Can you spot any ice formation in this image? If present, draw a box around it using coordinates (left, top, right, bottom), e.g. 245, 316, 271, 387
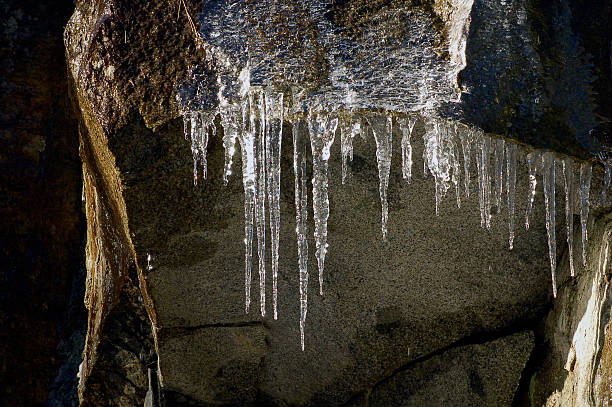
397, 117, 416, 184
370, 116, 393, 240
265, 91, 284, 320
293, 118, 310, 350
309, 114, 338, 296
580, 162, 592, 267
541, 152, 557, 297
506, 143, 517, 250
525, 151, 540, 230
562, 158, 575, 276
181, 103, 602, 346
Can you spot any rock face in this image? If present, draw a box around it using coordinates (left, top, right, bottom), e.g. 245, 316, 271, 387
0, 0, 83, 404
62, 0, 612, 406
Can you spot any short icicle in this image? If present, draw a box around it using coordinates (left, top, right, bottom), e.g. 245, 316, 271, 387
265, 91, 283, 320
525, 151, 541, 230
340, 118, 357, 184
562, 157, 575, 276
370, 115, 393, 241
541, 152, 557, 297
253, 91, 267, 316
293, 118, 310, 350
239, 98, 256, 313
506, 142, 517, 250
579, 162, 592, 267
397, 116, 416, 183
309, 114, 338, 295
219, 103, 241, 184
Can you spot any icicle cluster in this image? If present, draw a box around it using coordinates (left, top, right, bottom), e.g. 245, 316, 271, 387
182, 103, 600, 346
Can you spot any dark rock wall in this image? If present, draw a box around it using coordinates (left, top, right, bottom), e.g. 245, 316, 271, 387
0, 0, 83, 405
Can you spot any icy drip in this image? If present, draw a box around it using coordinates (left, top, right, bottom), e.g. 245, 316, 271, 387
264, 91, 283, 320
457, 128, 473, 198
423, 117, 456, 215
253, 92, 267, 316
370, 116, 393, 241
562, 157, 575, 276
293, 118, 309, 351
476, 133, 492, 228
602, 160, 612, 202
525, 151, 540, 230
493, 139, 505, 208
239, 99, 257, 313
219, 103, 241, 184
541, 152, 557, 297
397, 117, 416, 183
340, 119, 359, 184
505, 142, 517, 250
579, 162, 592, 267
309, 114, 338, 296
184, 111, 214, 186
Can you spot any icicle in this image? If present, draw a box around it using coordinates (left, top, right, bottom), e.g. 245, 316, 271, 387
457, 127, 473, 198
183, 111, 190, 140
475, 133, 492, 228
309, 114, 338, 296
340, 118, 356, 184
542, 152, 557, 297
450, 125, 461, 208
562, 157, 575, 276
239, 98, 256, 313
370, 116, 393, 241
265, 91, 283, 320
423, 118, 455, 215
252, 92, 267, 316
525, 151, 540, 230
189, 112, 213, 186
579, 162, 592, 267
602, 160, 612, 202
293, 118, 309, 350
506, 142, 517, 250
397, 116, 416, 183
493, 139, 505, 208
219, 103, 241, 185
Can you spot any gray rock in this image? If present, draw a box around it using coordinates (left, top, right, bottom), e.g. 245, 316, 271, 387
359, 331, 534, 407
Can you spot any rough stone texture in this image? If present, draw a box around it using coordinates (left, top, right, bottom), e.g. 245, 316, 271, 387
0, 0, 83, 404
523, 212, 612, 407
61, 0, 612, 405
345, 331, 534, 406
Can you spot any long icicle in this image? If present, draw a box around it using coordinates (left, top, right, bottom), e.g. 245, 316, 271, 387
293, 118, 309, 350
493, 139, 505, 208
506, 142, 517, 250
265, 91, 283, 320
309, 114, 338, 295
579, 162, 592, 267
542, 152, 557, 297
525, 151, 540, 230
254, 91, 267, 316
239, 98, 256, 313
458, 128, 473, 198
398, 116, 416, 183
562, 157, 575, 276
370, 115, 393, 241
